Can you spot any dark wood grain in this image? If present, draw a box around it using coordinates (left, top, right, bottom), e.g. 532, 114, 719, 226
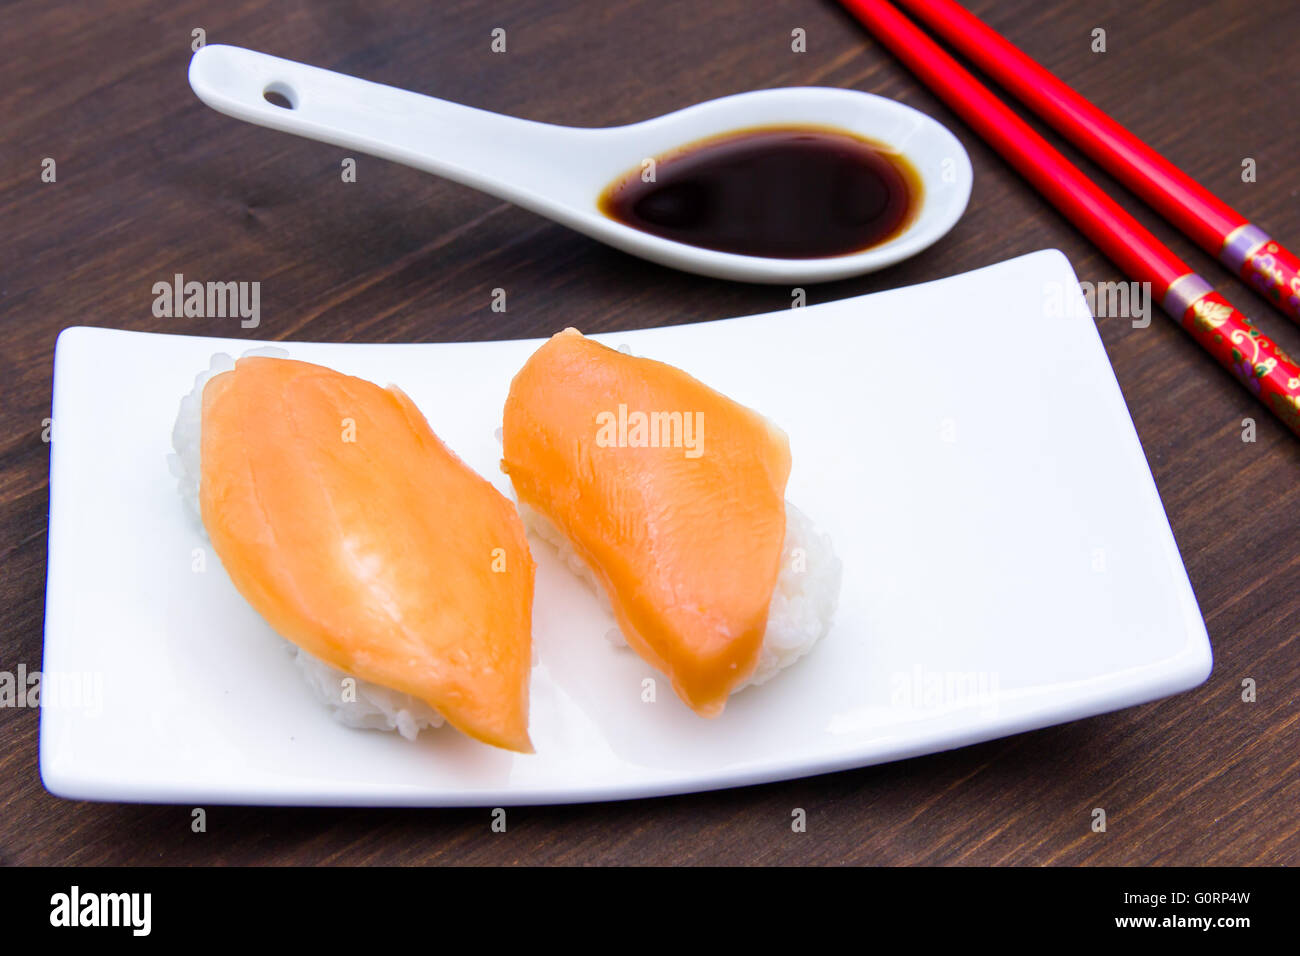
2, 0, 1297, 866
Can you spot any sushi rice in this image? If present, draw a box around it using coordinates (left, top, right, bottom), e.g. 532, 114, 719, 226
170, 349, 445, 742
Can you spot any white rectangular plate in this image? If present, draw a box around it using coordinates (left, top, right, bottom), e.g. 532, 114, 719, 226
40, 250, 1212, 806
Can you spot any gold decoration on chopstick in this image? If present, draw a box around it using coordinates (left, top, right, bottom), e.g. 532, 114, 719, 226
1191, 297, 1232, 331
1229, 328, 1262, 365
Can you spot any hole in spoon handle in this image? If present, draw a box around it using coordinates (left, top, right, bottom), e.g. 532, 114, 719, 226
263, 83, 296, 109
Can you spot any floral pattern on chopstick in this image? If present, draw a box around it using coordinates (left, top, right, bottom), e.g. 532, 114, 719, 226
1181, 291, 1300, 436
1241, 241, 1300, 323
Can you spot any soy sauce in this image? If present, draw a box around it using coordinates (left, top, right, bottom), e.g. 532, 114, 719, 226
598, 126, 922, 259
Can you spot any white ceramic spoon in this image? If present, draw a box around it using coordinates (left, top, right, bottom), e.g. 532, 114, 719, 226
189, 44, 972, 284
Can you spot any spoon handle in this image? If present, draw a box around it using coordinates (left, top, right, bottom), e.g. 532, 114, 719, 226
188, 44, 590, 208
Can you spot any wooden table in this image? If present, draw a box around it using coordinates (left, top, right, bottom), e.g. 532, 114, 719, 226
2, 0, 1296, 866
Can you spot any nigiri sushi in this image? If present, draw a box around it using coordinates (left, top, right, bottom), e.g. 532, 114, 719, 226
171, 350, 535, 753
501, 329, 840, 717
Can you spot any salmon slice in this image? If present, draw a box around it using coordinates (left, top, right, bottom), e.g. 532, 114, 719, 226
201, 356, 535, 753
501, 329, 791, 717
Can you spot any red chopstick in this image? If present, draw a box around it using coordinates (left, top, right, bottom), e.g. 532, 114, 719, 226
894, 0, 1300, 328
837, 0, 1300, 438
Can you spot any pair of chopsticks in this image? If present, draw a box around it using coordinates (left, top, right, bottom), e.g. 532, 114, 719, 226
838, 0, 1300, 438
